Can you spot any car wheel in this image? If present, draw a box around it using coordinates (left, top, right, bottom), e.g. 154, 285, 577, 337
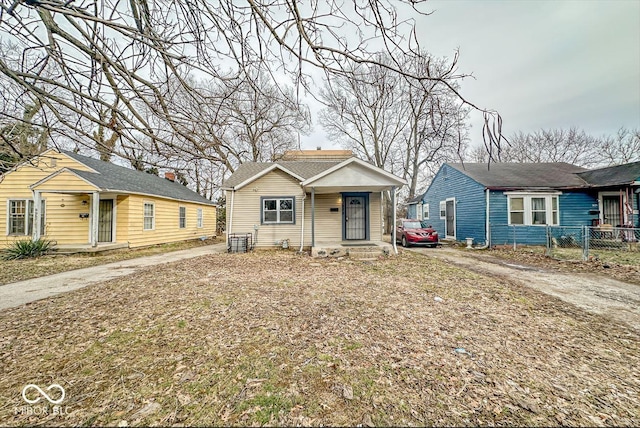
401, 236, 408, 247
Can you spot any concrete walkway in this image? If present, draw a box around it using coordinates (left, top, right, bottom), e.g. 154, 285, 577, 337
0, 243, 227, 311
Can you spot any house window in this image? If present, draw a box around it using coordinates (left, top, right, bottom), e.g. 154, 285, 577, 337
261, 197, 295, 224
439, 201, 446, 219
143, 202, 155, 230
197, 208, 203, 228
507, 194, 559, 226
179, 206, 186, 228
7, 199, 45, 236
423, 203, 430, 220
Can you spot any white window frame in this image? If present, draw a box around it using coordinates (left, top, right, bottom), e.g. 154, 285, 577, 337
261, 197, 295, 224
196, 208, 203, 228
423, 203, 430, 220
143, 202, 155, 231
505, 192, 561, 226
439, 201, 446, 219
6, 199, 46, 236
179, 206, 186, 229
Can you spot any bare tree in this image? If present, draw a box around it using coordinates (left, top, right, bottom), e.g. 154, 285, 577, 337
600, 127, 640, 165
496, 128, 602, 168
0, 0, 504, 182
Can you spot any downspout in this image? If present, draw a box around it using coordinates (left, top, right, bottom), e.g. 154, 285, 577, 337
392, 186, 398, 255
228, 189, 235, 244
299, 191, 305, 252
472, 188, 491, 250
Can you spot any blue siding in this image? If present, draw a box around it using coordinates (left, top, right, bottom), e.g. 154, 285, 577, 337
422, 165, 486, 244
489, 190, 598, 245
406, 203, 417, 219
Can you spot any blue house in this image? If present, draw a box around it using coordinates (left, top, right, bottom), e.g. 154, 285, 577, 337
416, 162, 640, 246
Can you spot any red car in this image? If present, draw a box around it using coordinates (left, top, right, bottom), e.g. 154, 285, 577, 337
396, 219, 439, 248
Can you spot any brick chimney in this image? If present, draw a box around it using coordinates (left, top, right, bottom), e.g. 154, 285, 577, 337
164, 172, 175, 182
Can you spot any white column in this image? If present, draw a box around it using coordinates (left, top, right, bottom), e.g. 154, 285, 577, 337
392, 186, 398, 255
32, 190, 41, 241
90, 192, 99, 247
311, 187, 315, 247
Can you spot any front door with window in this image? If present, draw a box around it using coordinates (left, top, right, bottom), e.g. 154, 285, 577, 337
602, 194, 623, 226
344, 195, 367, 240
445, 199, 455, 239
98, 199, 114, 242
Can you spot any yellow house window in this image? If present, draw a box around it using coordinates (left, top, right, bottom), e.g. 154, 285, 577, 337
179, 206, 186, 229
7, 199, 45, 236
196, 208, 203, 228
143, 202, 155, 230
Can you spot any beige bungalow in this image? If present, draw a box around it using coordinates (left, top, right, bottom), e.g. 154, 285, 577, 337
0, 149, 216, 251
222, 150, 407, 256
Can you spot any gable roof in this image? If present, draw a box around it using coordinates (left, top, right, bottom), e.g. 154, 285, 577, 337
55, 150, 215, 205
222, 160, 343, 190
447, 162, 589, 189
577, 161, 640, 187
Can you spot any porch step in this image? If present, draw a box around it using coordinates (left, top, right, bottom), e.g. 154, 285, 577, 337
347, 247, 389, 260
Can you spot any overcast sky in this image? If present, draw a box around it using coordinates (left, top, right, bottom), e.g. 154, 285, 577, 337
301, 0, 640, 150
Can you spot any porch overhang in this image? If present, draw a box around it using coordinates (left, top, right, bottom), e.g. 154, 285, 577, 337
300, 157, 406, 193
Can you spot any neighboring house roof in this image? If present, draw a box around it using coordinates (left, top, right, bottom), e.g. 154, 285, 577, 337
222, 160, 343, 189
577, 161, 640, 187
51, 150, 215, 205
448, 162, 589, 189
406, 194, 424, 204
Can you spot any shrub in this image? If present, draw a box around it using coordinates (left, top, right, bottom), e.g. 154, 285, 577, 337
2, 239, 53, 260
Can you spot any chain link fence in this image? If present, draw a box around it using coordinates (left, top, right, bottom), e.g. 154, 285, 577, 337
490, 224, 640, 261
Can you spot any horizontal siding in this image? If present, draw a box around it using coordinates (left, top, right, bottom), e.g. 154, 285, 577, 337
33, 170, 98, 192
305, 193, 342, 243
115, 195, 129, 243
0, 153, 93, 248
422, 165, 486, 243
126, 195, 217, 248
230, 169, 304, 248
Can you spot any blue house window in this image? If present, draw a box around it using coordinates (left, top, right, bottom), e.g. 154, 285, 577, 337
507, 193, 559, 226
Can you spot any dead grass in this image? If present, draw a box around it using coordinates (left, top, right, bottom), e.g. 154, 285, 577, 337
0, 237, 221, 286
488, 246, 640, 286
0, 251, 638, 426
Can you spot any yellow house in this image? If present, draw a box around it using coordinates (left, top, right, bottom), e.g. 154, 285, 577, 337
0, 149, 216, 251
222, 150, 407, 257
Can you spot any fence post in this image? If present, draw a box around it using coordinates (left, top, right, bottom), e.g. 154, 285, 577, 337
512, 225, 516, 251
546, 225, 551, 257
583, 225, 589, 261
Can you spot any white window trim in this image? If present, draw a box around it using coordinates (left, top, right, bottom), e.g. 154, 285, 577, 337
179, 206, 186, 229
423, 203, 430, 220
261, 196, 295, 225
196, 208, 203, 228
6, 198, 46, 236
505, 192, 561, 226
143, 202, 155, 231
439, 201, 446, 219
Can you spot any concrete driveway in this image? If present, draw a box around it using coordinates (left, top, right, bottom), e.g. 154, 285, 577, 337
408, 246, 640, 331
0, 243, 227, 311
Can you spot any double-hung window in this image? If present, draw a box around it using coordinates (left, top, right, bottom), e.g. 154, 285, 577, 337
507, 193, 559, 226
143, 202, 155, 230
7, 199, 45, 236
179, 206, 186, 228
423, 203, 430, 220
196, 208, 203, 228
262, 197, 294, 224
439, 201, 446, 219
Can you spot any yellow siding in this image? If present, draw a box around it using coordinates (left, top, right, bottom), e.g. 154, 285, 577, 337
303, 193, 342, 243
0, 152, 93, 248
230, 169, 304, 248
115, 195, 129, 243
32, 170, 98, 192
125, 194, 217, 248
44, 194, 91, 244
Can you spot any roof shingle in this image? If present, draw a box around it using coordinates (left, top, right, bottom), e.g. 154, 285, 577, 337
577, 161, 640, 187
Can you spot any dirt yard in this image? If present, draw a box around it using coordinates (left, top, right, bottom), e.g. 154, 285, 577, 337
0, 251, 638, 426
410, 247, 640, 331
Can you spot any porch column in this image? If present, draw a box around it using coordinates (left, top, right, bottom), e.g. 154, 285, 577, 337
32, 190, 42, 241
90, 191, 99, 247
391, 186, 398, 255
311, 187, 315, 247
